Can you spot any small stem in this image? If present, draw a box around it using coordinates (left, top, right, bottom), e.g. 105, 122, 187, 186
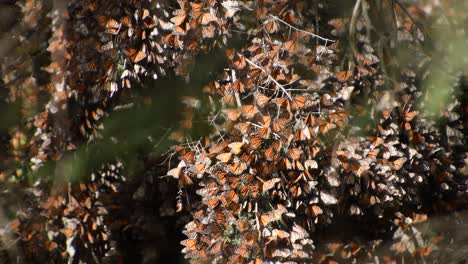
269, 15, 335, 43
349, 0, 362, 37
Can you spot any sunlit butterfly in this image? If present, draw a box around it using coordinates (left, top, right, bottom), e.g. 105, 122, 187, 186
216, 152, 232, 163
242, 105, 258, 119
291, 95, 306, 110
228, 142, 244, 154
336, 70, 353, 82
228, 161, 247, 175
105, 19, 121, 34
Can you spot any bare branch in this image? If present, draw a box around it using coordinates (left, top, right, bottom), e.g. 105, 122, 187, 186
242, 55, 293, 101
349, 0, 362, 37
269, 15, 335, 43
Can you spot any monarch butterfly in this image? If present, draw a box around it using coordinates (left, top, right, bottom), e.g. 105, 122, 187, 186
272, 118, 288, 132
234, 244, 250, 258
236, 220, 250, 232
287, 148, 303, 160
367, 149, 380, 159
141, 9, 151, 20
200, 11, 216, 25
167, 168, 182, 179
295, 160, 305, 171
260, 115, 272, 127
370, 136, 384, 147
205, 198, 220, 209
283, 40, 304, 53
264, 147, 275, 161
295, 127, 312, 141
404, 121, 412, 131
258, 127, 271, 139
310, 64, 321, 73
255, 92, 270, 108
215, 212, 226, 224
224, 108, 241, 121
181, 238, 198, 251
204, 240, 221, 255
310, 205, 323, 216
242, 105, 258, 119
47, 241, 58, 251
216, 152, 232, 163
179, 172, 193, 186
290, 223, 308, 243
62, 228, 75, 237
190, 1, 204, 11
321, 93, 333, 106
228, 142, 244, 154
413, 213, 428, 224
224, 189, 239, 204
193, 163, 207, 174
260, 213, 273, 227
130, 48, 147, 63
240, 184, 259, 197
233, 56, 246, 69
143, 15, 157, 29
105, 19, 121, 34
404, 111, 417, 122
336, 70, 353, 82
232, 80, 245, 93
304, 159, 318, 170
175, 22, 190, 35
392, 157, 407, 170
212, 171, 226, 185
202, 25, 216, 38
222, 94, 235, 106
327, 18, 345, 31
272, 97, 288, 107
260, 178, 281, 193
225, 48, 235, 60
228, 161, 247, 175
182, 151, 195, 163
164, 34, 182, 47
171, 9, 187, 26
291, 95, 306, 110
318, 119, 335, 133
382, 109, 392, 120
235, 122, 251, 134
228, 175, 241, 189
264, 19, 278, 33
249, 136, 263, 149
279, 158, 293, 170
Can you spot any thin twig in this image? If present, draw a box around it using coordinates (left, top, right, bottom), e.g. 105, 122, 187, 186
247, 122, 264, 129
255, 201, 261, 234
234, 92, 242, 107
269, 15, 335, 43
243, 55, 293, 101
349, 0, 362, 37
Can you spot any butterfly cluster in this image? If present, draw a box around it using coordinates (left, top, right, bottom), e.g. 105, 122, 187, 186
0, 0, 466, 263
12, 162, 126, 263
169, 1, 467, 263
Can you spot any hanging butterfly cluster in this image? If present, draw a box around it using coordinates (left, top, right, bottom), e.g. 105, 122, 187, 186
0, 0, 466, 263
12, 162, 126, 263
8, 0, 245, 262
29, 0, 243, 169
170, 1, 467, 263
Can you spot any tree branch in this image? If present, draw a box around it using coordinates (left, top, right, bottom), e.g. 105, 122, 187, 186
243, 55, 293, 101
269, 15, 335, 43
